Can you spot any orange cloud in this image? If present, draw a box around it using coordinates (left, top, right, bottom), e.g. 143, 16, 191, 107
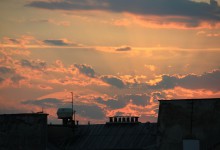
163, 86, 220, 99
105, 99, 159, 122
196, 30, 220, 37
126, 13, 220, 29
38, 84, 53, 90
145, 65, 156, 71
1, 36, 42, 49
206, 33, 220, 37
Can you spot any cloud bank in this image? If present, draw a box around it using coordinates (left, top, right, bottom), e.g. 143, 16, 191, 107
27, 0, 220, 27
153, 69, 220, 91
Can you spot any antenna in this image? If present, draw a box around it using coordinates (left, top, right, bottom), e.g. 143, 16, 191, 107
190, 100, 194, 138
70, 92, 74, 119
70, 91, 76, 124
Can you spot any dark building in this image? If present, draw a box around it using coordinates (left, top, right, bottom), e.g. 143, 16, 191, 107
157, 98, 220, 150
0, 113, 48, 150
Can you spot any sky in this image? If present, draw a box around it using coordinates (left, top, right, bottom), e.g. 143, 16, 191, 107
1, 0, 220, 124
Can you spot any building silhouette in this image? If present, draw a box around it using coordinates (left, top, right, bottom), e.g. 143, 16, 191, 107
157, 98, 220, 150
1, 98, 220, 150
0, 113, 48, 150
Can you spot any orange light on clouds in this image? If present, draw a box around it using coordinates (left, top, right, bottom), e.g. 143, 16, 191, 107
123, 13, 220, 29
164, 86, 220, 99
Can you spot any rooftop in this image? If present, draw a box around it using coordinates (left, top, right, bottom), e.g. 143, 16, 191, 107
48, 123, 157, 150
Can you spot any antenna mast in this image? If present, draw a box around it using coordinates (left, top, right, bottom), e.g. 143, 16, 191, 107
70, 92, 74, 119
70, 91, 76, 125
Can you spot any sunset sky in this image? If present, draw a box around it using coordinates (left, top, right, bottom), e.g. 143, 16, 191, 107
1, 0, 220, 124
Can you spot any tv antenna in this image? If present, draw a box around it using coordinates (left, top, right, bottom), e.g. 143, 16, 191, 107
70, 92, 76, 122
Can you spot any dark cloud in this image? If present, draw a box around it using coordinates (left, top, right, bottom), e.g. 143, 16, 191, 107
22, 98, 63, 108
211, 0, 218, 7
0, 66, 25, 84
0, 66, 14, 74
7, 38, 20, 44
75, 105, 105, 119
43, 39, 78, 46
74, 64, 95, 77
0, 77, 4, 83
151, 92, 166, 101
178, 70, 220, 91
22, 98, 105, 119
96, 97, 125, 109
154, 75, 178, 89
127, 94, 151, 106
20, 59, 47, 70
44, 39, 69, 46
153, 69, 220, 91
100, 75, 125, 88
115, 46, 132, 51
27, 0, 220, 26
11, 75, 26, 83
96, 94, 151, 109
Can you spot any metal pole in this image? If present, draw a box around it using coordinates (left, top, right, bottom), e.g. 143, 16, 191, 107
190, 100, 194, 138
74, 110, 76, 121
70, 92, 73, 119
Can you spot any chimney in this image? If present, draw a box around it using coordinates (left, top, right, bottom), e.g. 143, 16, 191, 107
109, 117, 113, 123
126, 117, 130, 123
134, 117, 139, 123
114, 116, 118, 123
118, 117, 122, 122
131, 117, 134, 122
